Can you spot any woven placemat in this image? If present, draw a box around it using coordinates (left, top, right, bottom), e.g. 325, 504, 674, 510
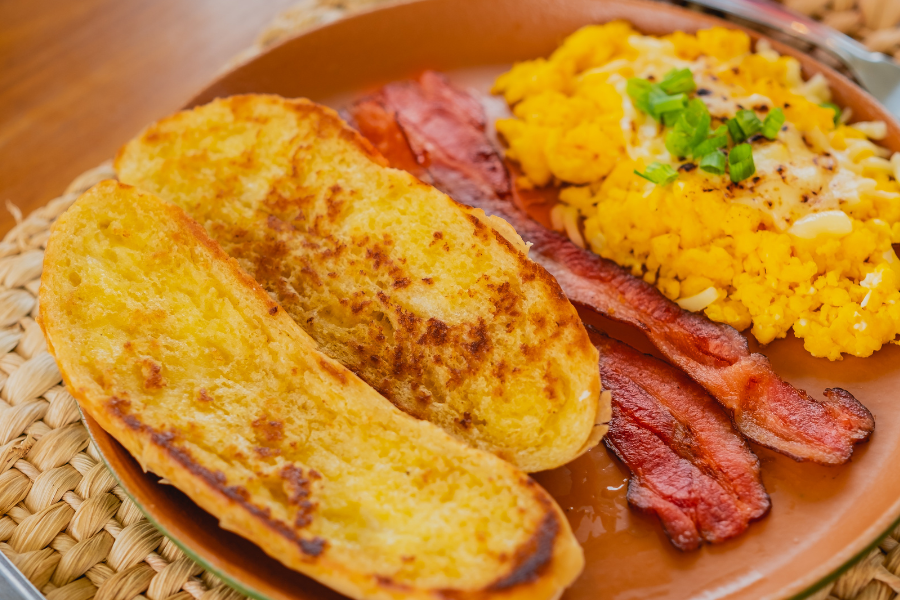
3, 1, 900, 599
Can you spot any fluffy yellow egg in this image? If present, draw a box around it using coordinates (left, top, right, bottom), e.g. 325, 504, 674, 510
494, 23, 900, 359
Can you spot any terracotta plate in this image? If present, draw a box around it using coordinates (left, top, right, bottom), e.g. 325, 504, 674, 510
82, 0, 900, 598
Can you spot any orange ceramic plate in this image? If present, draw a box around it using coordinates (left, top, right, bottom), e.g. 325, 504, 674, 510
82, 1, 900, 598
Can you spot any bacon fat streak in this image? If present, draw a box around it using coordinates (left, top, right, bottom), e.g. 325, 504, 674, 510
349, 71, 874, 465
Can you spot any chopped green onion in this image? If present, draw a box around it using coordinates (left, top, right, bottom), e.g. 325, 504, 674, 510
735, 109, 763, 137
659, 68, 697, 95
681, 99, 711, 148
626, 78, 654, 114
691, 115, 709, 148
635, 162, 679, 185
649, 87, 687, 117
692, 131, 728, 158
672, 113, 694, 135
710, 124, 727, 137
627, 78, 653, 95
662, 110, 684, 127
728, 143, 755, 183
761, 107, 785, 139
681, 98, 707, 123
661, 99, 712, 160
820, 102, 841, 126
727, 118, 746, 143
666, 129, 693, 158
699, 150, 726, 174
729, 142, 752, 163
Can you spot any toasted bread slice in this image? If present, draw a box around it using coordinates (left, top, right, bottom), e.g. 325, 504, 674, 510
114, 95, 602, 472
40, 181, 584, 600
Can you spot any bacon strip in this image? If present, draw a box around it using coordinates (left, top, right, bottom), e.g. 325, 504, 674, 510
349, 71, 875, 465
594, 331, 769, 550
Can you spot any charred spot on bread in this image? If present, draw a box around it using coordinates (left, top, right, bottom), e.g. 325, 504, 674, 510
252, 415, 284, 442
488, 508, 559, 591
106, 395, 328, 557
160, 423, 327, 558
141, 359, 166, 389
317, 357, 348, 384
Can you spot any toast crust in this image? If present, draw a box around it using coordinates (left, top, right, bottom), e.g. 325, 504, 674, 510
115, 95, 602, 472
40, 181, 584, 600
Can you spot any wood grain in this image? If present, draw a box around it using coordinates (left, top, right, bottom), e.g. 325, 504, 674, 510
0, 0, 298, 235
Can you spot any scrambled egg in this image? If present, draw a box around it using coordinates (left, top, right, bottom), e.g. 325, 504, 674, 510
493, 22, 900, 360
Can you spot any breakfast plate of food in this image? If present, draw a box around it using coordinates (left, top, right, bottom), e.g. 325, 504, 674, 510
41, 0, 900, 599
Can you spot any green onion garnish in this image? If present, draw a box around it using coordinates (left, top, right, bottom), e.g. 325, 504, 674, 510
677, 100, 707, 128
728, 143, 755, 183
666, 130, 692, 158
649, 87, 687, 118
692, 127, 728, 158
761, 107, 785, 139
699, 150, 726, 174
667, 100, 709, 158
659, 68, 697, 95
661, 110, 683, 127
681, 99, 711, 148
734, 109, 763, 137
626, 78, 654, 114
635, 162, 679, 185
820, 102, 841, 126
729, 142, 752, 163
625, 74, 784, 182
727, 118, 746, 143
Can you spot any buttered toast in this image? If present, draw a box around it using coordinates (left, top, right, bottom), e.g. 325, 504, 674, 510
40, 181, 584, 600
115, 95, 603, 472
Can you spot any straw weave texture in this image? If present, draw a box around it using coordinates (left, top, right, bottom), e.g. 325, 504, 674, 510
2, 1, 900, 599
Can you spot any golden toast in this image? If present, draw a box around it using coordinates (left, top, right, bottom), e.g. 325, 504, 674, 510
40, 181, 584, 600
115, 95, 604, 472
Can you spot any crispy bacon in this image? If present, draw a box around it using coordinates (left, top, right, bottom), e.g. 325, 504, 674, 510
348, 71, 875, 465
593, 331, 769, 550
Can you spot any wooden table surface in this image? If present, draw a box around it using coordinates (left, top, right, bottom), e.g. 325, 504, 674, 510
0, 0, 298, 236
